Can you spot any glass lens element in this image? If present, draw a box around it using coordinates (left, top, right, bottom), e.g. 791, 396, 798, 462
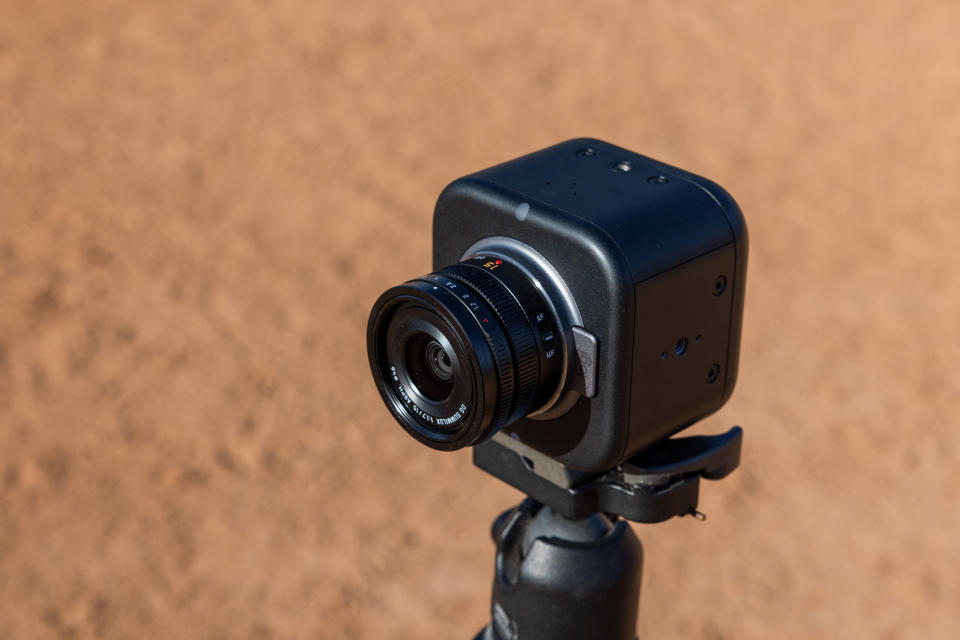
404, 333, 455, 402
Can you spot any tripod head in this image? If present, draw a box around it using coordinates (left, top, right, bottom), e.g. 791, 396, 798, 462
472, 427, 743, 640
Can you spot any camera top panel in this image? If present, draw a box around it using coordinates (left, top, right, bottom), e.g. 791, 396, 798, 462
466, 138, 745, 285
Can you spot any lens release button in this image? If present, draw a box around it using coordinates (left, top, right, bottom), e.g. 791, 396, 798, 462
572, 326, 599, 398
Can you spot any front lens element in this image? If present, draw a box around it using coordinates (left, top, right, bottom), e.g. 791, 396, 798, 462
405, 334, 455, 401
428, 340, 454, 381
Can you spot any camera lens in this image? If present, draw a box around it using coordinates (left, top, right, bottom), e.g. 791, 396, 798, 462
367, 255, 565, 450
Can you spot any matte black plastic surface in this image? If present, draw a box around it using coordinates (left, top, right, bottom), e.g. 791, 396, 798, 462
434, 138, 747, 471
628, 243, 737, 453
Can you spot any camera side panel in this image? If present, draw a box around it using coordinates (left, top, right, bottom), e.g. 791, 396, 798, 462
626, 242, 738, 455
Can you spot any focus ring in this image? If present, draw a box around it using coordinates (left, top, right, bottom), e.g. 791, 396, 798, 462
468, 296, 515, 436
442, 264, 539, 423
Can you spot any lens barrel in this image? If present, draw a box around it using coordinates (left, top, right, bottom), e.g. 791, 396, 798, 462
367, 256, 563, 450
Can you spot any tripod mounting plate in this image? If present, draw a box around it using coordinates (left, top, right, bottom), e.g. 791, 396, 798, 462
473, 427, 743, 523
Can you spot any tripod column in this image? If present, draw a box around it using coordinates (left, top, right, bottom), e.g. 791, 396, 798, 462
476, 499, 643, 640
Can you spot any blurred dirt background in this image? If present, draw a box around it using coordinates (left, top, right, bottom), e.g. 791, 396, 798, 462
1, 1, 958, 638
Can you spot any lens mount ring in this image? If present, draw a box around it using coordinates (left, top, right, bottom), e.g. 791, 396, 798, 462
462, 237, 584, 419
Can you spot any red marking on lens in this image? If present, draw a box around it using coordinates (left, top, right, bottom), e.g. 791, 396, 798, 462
495, 259, 502, 264
482, 318, 488, 323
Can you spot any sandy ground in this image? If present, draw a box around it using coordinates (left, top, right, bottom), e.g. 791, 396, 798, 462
1, 1, 958, 638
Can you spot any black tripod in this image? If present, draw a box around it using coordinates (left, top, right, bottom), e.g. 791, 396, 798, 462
470, 426, 743, 640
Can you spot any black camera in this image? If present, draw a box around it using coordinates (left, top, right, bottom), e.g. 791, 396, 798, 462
367, 138, 747, 473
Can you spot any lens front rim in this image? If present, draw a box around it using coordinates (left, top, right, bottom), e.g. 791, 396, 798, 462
368, 280, 505, 450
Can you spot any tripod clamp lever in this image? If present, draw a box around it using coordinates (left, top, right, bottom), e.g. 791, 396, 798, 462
473, 426, 743, 523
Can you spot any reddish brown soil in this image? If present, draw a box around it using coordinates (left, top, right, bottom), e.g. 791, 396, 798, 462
1, 2, 958, 638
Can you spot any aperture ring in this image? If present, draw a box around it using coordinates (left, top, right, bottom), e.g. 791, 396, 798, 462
442, 264, 539, 423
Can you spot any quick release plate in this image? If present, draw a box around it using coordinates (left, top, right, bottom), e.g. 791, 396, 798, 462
473, 427, 743, 523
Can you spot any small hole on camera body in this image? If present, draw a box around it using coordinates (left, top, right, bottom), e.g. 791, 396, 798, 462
713, 276, 727, 296
674, 338, 688, 356
706, 363, 721, 384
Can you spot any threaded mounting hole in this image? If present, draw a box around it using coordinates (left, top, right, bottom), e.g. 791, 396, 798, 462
706, 363, 721, 383
713, 276, 727, 296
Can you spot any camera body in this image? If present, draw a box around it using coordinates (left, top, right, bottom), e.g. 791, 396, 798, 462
431, 139, 747, 472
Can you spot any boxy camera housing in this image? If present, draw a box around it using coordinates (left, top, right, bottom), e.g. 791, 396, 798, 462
432, 138, 747, 473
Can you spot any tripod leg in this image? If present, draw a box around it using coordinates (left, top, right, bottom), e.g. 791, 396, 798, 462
473, 499, 643, 640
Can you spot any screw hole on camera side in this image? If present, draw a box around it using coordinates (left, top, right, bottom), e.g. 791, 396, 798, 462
674, 338, 688, 356
610, 160, 632, 173
521, 456, 535, 471
712, 276, 727, 296
647, 175, 669, 185
659, 351, 668, 360
706, 363, 721, 384
695, 335, 703, 344
575, 147, 596, 157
